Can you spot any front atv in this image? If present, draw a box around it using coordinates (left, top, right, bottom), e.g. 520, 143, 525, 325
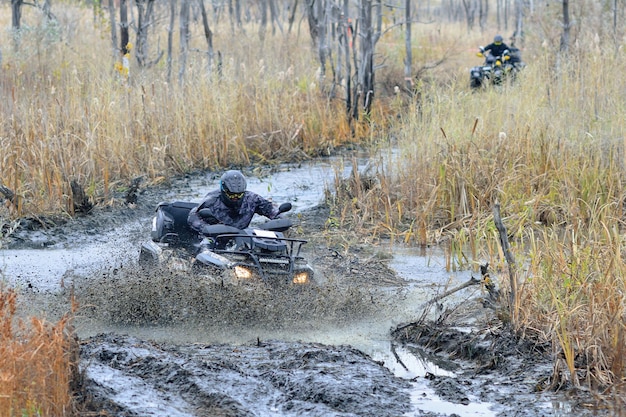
139, 201, 315, 286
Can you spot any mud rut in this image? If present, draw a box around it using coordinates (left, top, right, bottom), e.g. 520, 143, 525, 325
3, 175, 611, 417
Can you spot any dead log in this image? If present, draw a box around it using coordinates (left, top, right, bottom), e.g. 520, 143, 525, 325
70, 180, 93, 214
0, 184, 17, 207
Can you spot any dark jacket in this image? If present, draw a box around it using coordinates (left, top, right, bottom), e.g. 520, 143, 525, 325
483, 42, 510, 58
187, 190, 280, 232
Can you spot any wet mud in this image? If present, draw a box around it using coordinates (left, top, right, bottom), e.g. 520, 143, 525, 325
1, 169, 615, 417
79, 334, 412, 417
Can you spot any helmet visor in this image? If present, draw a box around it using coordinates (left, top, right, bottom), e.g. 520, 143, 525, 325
224, 189, 244, 201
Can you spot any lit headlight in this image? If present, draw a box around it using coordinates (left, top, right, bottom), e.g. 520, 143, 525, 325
234, 266, 254, 279
292, 272, 310, 285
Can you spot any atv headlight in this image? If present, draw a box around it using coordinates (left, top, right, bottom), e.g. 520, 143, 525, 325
234, 266, 254, 279
293, 271, 310, 285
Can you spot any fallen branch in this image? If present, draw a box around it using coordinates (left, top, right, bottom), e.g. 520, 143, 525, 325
415, 276, 481, 312
493, 202, 518, 329
394, 276, 481, 333
390, 342, 410, 372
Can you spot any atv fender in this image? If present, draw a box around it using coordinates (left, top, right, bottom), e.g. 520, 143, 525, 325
259, 218, 293, 232
195, 250, 234, 269
201, 224, 241, 237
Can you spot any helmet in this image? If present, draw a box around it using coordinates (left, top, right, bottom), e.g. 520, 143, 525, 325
220, 170, 247, 208
494, 34, 503, 44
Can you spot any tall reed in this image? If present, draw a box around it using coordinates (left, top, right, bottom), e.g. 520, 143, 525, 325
0, 4, 362, 218
0, 286, 77, 416
331, 32, 626, 397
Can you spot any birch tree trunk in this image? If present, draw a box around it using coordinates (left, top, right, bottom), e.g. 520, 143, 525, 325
342, 0, 352, 118
403, 0, 412, 91
306, 0, 319, 46
287, 0, 298, 33
269, 0, 284, 35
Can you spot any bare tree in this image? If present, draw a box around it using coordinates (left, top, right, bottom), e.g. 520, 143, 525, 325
339, 2, 353, 118
198, 0, 215, 76
259, 0, 268, 41
287, 0, 299, 33
478, 0, 487, 32
355, 0, 381, 116
120, 0, 130, 56
462, 0, 476, 31
11, 0, 22, 34
306, 0, 320, 46
613, 0, 618, 39
316, 0, 329, 82
109, 0, 118, 58
167, 0, 176, 82
10, 0, 56, 50
560, 0, 570, 52
269, 0, 284, 34
513, 0, 523, 47
178, 0, 191, 85
135, 0, 164, 68
403, 0, 412, 91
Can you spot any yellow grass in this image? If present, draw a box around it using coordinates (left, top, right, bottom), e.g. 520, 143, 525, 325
0, 4, 364, 218
0, 287, 77, 417
330, 23, 626, 402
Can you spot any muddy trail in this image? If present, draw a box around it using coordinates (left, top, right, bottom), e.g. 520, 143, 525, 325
1, 165, 612, 417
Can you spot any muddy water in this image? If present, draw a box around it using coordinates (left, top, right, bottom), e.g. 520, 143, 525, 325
0, 160, 348, 292
1, 158, 580, 416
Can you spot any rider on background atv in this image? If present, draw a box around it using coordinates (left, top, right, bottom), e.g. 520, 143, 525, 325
187, 170, 282, 233
480, 34, 510, 60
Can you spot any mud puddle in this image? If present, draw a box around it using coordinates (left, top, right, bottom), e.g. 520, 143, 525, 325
1, 159, 609, 416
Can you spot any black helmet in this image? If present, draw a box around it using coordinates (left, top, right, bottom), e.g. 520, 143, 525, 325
220, 170, 247, 208
494, 34, 503, 44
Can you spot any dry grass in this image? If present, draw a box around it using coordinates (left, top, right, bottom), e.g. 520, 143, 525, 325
0, 286, 78, 417
0, 4, 366, 218
330, 21, 626, 402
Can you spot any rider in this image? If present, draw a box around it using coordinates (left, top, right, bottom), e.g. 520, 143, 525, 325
480, 34, 511, 59
187, 169, 282, 233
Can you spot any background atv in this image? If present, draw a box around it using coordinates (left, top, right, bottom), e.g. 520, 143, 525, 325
470, 47, 524, 89
139, 201, 315, 287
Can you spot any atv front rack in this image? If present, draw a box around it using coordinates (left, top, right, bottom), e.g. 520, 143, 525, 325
209, 232, 309, 281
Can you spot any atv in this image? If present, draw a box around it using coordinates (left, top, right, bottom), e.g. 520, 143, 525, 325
470, 46, 524, 89
139, 201, 315, 287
